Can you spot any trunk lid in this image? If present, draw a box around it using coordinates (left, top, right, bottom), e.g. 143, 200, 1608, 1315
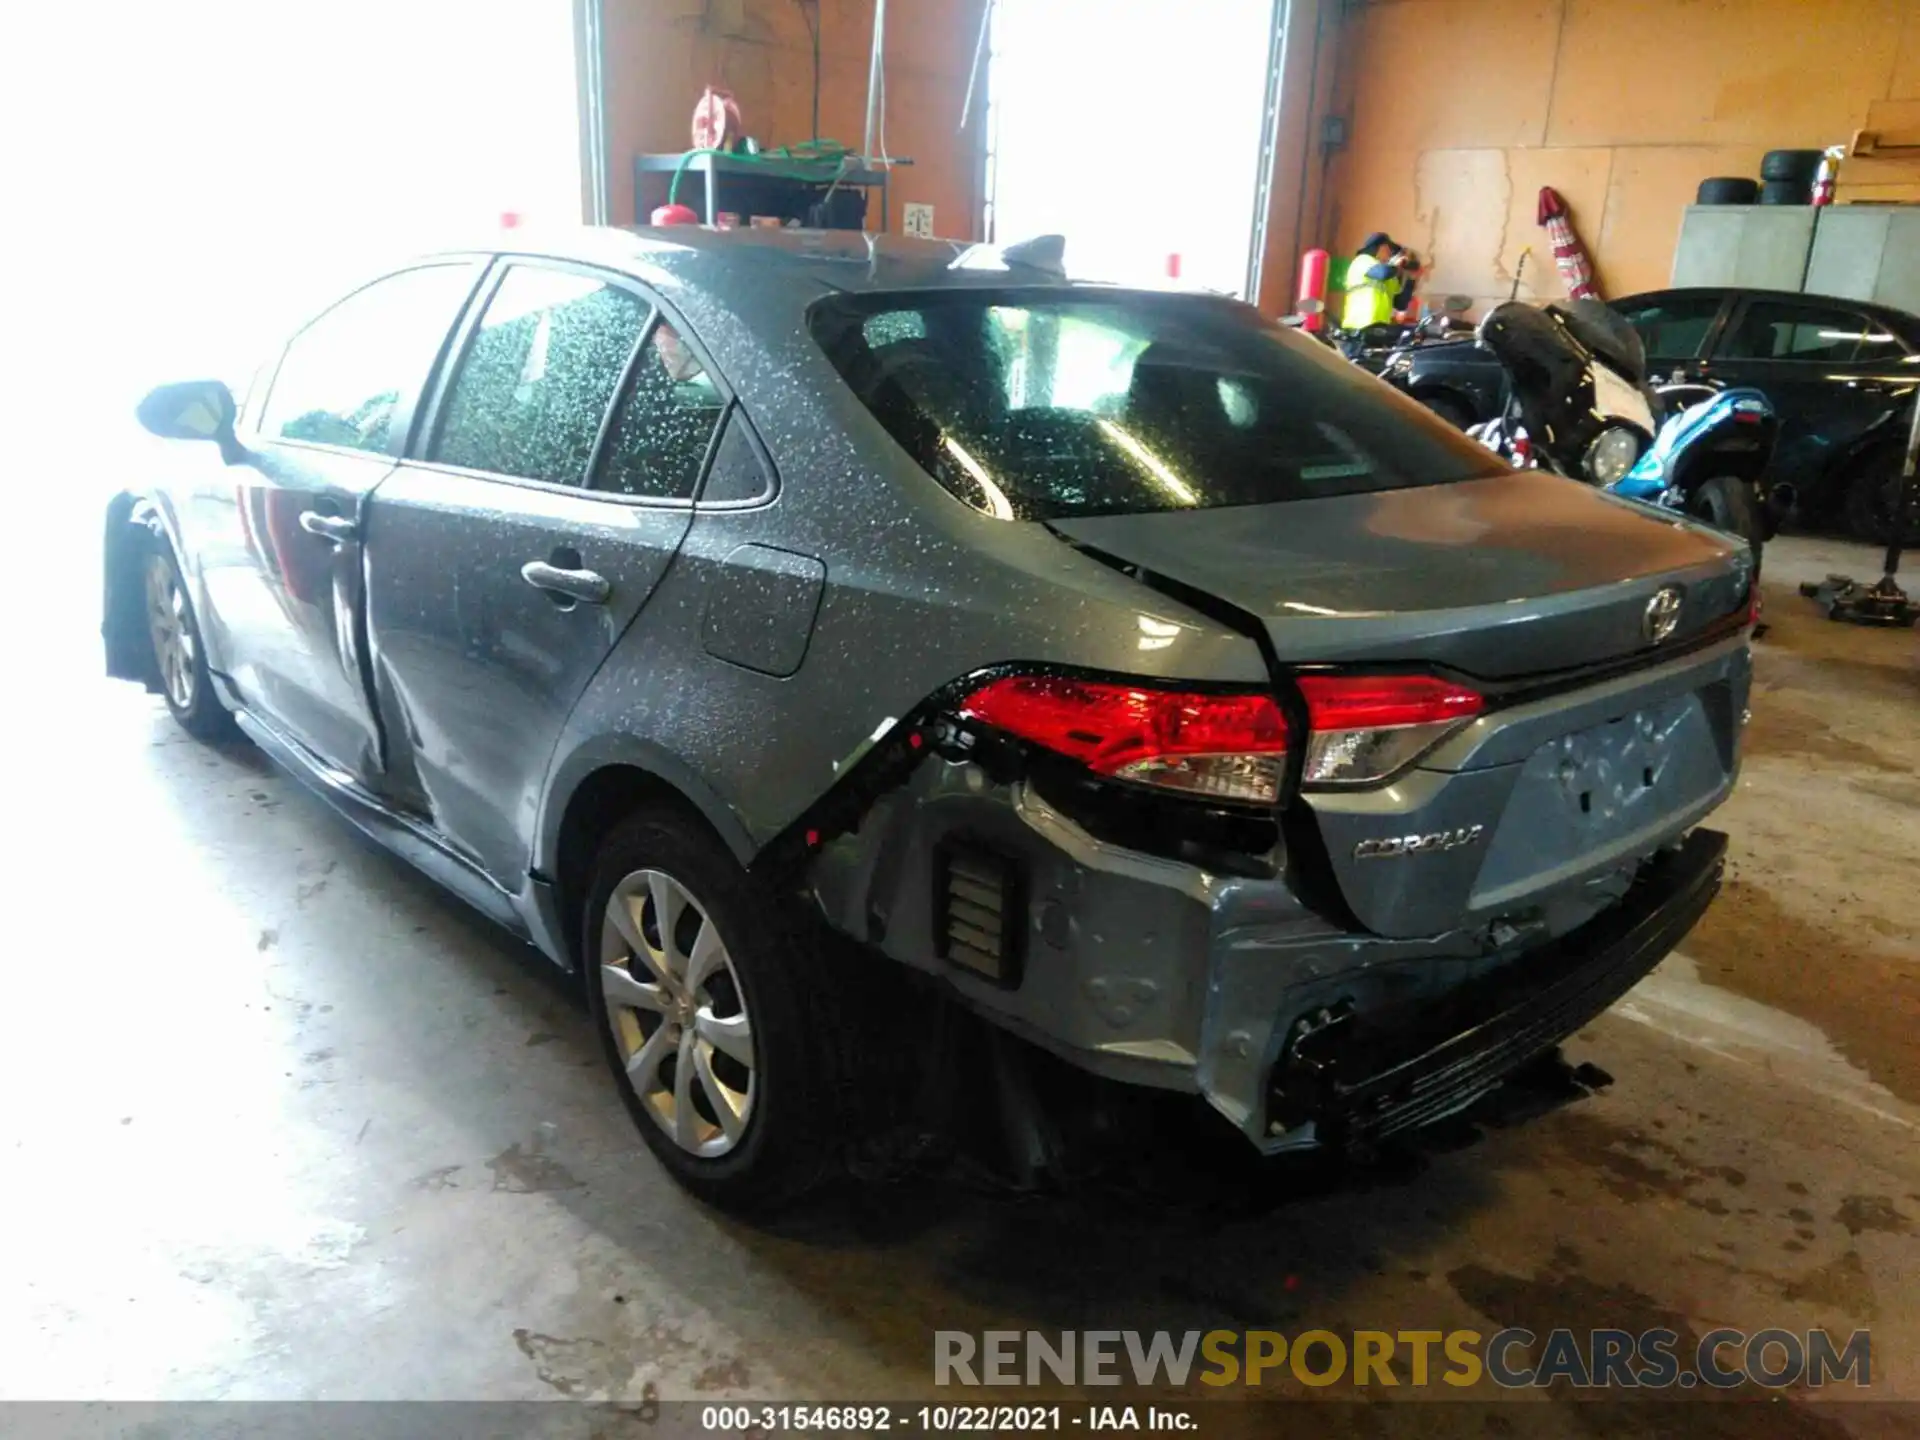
1051, 471, 1752, 939
1047, 470, 1749, 680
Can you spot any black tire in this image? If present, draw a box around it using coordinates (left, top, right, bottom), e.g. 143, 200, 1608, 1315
1758, 178, 1811, 206
1687, 476, 1764, 568
1415, 392, 1475, 430
141, 529, 235, 741
1760, 149, 1824, 184
1696, 176, 1758, 205
1841, 442, 1920, 545
582, 806, 843, 1213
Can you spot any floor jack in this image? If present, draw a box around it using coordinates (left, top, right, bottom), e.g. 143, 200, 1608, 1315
1800, 398, 1920, 628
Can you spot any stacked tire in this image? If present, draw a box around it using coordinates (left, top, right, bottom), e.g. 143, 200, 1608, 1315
1696, 177, 1758, 206
1760, 149, 1823, 204
1696, 151, 1825, 207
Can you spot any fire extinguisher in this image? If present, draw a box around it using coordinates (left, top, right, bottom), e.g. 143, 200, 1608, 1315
1297, 248, 1330, 333
1812, 145, 1845, 207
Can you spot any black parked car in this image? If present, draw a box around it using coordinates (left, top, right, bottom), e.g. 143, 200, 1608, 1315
1381, 287, 1920, 541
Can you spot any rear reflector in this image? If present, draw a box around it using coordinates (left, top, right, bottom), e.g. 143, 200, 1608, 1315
1298, 673, 1485, 786
959, 675, 1290, 804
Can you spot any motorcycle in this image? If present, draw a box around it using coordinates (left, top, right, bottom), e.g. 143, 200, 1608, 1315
1466, 298, 1780, 565
1336, 292, 1476, 372
1339, 311, 1461, 369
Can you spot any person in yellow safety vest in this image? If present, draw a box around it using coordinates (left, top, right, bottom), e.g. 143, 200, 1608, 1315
1341, 232, 1409, 332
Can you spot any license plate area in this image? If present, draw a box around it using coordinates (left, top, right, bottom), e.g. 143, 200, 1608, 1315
1470, 691, 1727, 910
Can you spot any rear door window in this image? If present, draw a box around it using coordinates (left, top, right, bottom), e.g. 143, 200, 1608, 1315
812, 291, 1503, 521
432, 266, 648, 486
594, 320, 728, 500
1718, 300, 1868, 364
1614, 294, 1722, 364
1850, 327, 1913, 366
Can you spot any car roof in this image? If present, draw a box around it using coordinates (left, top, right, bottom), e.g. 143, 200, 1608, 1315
1617, 284, 1920, 336
403, 225, 1221, 415
422, 224, 1145, 299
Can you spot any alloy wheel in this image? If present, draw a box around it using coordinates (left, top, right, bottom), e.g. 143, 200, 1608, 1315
145, 554, 196, 712
599, 869, 756, 1158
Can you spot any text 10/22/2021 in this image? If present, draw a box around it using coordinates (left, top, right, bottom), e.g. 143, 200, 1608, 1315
701, 1405, 1198, 1432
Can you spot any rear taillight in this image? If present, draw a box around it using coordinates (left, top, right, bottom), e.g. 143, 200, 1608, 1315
1297, 673, 1485, 786
959, 676, 1290, 804
958, 669, 1485, 803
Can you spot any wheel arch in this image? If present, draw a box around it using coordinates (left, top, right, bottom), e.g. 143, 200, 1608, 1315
102, 489, 166, 685
1811, 411, 1910, 515
1831, 424, 1916, 542
540, 741, 758, 970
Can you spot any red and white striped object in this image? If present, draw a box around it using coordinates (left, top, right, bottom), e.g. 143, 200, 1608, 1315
1537, 187, 1598, 301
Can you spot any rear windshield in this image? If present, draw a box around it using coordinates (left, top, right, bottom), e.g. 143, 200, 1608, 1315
810, 290, 1504, 521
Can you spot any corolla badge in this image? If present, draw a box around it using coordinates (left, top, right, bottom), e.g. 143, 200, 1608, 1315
1354, 825, 1484, 860
1643, 585, 1684, 643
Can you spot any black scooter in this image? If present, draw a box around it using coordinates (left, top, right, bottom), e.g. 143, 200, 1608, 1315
1468, 299, 1782, 566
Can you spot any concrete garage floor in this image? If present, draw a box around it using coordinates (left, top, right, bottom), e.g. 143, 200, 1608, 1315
3, 532, 1916, 1436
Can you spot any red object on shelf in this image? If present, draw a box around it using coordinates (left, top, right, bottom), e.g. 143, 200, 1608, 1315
499, 211, 522, 230
1297, 248, 1330, 332
692, 86, 742, 151
1166, 253, 1182, 279
651, 203, 700, 226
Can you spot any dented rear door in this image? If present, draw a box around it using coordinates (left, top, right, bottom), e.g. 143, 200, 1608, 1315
364, 262, 726, 887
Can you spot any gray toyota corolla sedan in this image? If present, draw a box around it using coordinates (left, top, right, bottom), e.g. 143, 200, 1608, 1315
109, 226, 1754, 1209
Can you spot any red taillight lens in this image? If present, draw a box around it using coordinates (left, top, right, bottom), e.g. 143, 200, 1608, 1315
959, 671, 1485, 802
1297, 672, 1485, 786
959, 676, 1291, 804
1298, 673, 1485, 730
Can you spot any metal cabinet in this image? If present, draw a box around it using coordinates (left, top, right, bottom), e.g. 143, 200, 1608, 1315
1673, 204, 1918, 311
1803, 207, 1920, 315
1671, 206, 1820, 291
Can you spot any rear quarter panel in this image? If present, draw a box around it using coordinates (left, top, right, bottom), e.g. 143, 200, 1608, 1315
536, 312, 1268, 872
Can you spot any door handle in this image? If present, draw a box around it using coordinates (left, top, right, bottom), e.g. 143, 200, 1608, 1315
299, 510, 358, 543
521, 560, 611, 606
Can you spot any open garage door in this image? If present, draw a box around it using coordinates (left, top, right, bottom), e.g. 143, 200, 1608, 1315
20, 0, 585, 426
985, 0, 1280, 298
11, 0, 587, 681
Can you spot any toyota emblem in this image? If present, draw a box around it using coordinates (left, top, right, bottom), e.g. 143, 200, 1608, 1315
1643, 585, 1684, 643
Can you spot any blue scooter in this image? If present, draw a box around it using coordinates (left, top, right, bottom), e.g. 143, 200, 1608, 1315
1612, 386, 1779, 563
1468, 299, 1780, 565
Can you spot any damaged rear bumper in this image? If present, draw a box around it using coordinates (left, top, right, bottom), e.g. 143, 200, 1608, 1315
810, 749, 1727, 1155
1265, 827, 1725, 1151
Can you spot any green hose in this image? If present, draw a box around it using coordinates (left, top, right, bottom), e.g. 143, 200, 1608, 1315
667, 139, 857, 204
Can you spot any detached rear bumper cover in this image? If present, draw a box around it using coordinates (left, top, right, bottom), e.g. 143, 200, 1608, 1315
818, 749, 1729, 1155
1263, 828, 1726, 1151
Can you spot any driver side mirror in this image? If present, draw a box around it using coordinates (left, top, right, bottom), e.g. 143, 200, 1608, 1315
137, 380, 247, 466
